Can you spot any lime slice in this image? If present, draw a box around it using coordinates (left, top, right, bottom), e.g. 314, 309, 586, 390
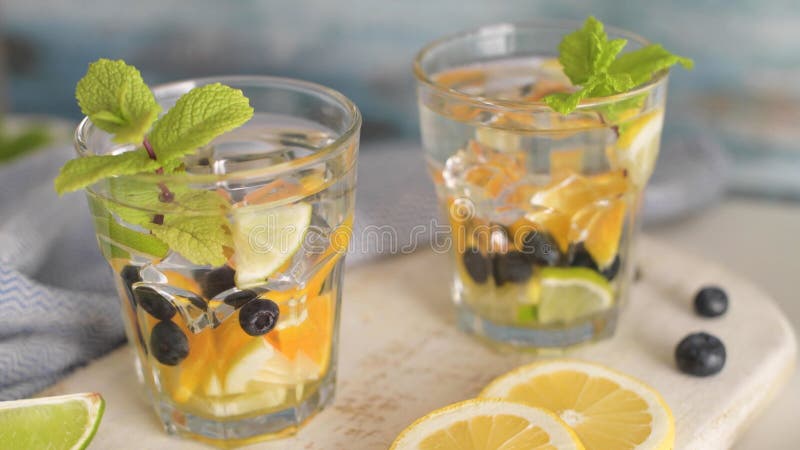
537, 267, 613, 324
0, 393, 105, 450
615, 109, 664, 189
231, 202, 313, 287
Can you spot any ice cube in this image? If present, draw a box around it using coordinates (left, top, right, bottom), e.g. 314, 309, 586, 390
133, 282, 210, 334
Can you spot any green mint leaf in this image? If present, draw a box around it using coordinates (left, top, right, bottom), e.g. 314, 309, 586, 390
145, 215, 231, 266
557, 16, 626, 84
88, 195, 169, 258
94, 216, 169, 259
104, 179, 232, 265
75, 59, 161, 144
149, 83, 254, 164
545, 17, 693, 115
54, 150, 159, 194
543, 90, 590, 115
609, 44, 694, 86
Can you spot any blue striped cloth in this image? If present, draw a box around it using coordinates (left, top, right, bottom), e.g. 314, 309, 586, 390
0, 142, 125, 400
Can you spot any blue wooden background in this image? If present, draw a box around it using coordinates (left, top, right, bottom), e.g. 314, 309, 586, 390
3, 0, 800, 192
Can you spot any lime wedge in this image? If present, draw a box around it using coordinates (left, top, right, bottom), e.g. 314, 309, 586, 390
231, 202, 313, 287
616, 109, 664, 188
537, 267, 613, 324
0, 393, 105, 450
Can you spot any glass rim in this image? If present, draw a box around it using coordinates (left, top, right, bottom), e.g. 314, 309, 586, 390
74, 75, 361, 186
412, 20, 668, 113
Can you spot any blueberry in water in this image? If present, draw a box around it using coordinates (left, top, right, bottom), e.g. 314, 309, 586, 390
239, 299, 280, 336
120, 265, 142, 306
694, 286, 728, 318
462, 247, 490, 284
119, 266, 148, 354
570, 243, 598, 270
199, 266, 236, 299
601, 255, 621, 281
187, 295, 208, 312
150, 321, 189, 366
570, 243, 620, 281
133, 286, 177, 320
675, 332, 726, 377
493, 251, 532, 286
224, 290, 259, 309
521, 232, 561, 266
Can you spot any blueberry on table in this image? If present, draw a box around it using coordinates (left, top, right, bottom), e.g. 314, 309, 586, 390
133, 286, 177, 321
462, 247, 490, 284
694, 286, 728, 318
199, 266, 236, 299
150, 321, 189, 366
675, 332, 726, 377
493, 251, 533, 286
239, 299, 280, 336
224, 290, 259, 309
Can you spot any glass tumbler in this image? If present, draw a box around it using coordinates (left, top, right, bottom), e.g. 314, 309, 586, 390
414, 22, 668, 349
76, 76, 360, 446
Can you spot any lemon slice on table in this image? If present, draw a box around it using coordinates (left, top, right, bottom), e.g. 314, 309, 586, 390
615, 109, 664, 189
231, 202, 312, 287
481, 360, 675, 450
536, 267, 613, 325
0, 393, 105, 450
390, 399, 584, 450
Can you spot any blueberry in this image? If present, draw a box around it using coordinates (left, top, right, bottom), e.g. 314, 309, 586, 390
493, 251, 532, 286
120, 265, 142, 303
133, 286, 177, 321
149, 321, 189, 366
521, 232, 561, 266
675, 332, 726, 377
239, 299, 280, 336
694, 286, 728, 318
187, 295, 208, 312
570, 243, 620, 281
198, 266, 236, 299
119, 266, 147, 354
462, 247, 490, 284
224, 290, 259, 309
601, 256, 621, 280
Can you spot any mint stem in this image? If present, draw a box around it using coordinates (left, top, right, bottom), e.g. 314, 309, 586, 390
142, 137, 172, 226
143, 137, 157, 160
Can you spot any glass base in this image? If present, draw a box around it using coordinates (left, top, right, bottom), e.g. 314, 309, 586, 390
456, 302, 619, 350
155, 370, 336, 448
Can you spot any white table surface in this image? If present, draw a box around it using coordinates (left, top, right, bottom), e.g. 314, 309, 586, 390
649, 197, 800, 450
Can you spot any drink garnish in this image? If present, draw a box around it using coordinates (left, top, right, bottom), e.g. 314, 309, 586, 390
54, 59, 254, 265
544, 17, 693, 115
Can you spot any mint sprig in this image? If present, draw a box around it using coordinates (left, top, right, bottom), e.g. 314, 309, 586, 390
544, 17, 693, 115
56, 58, 254, 266
75, 59, 161, 144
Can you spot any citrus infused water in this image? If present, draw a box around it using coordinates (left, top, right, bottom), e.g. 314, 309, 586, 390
418, 56, 665, 347
86, 108, 357, 443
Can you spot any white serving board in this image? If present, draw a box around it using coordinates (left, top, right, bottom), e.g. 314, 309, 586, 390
43, 237, 796, 449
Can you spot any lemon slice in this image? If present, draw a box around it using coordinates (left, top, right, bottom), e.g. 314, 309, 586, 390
223, 337, 321, 395
615, 109, 664, 188
0, 393, 105, 450
569, 199, 627, 269
390, 399, 584, 450
231, 202, 312, 287
481, 360, 675, 450
537, 267, 612, 324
